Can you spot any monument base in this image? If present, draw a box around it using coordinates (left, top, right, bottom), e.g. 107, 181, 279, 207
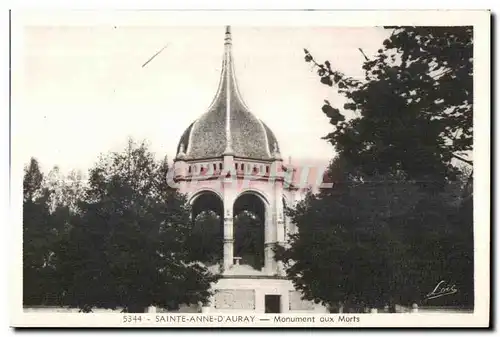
201, 275, 328, 314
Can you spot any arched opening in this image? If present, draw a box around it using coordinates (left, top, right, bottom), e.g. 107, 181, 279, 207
233, 193, 266, 270
188, 191, 223, 266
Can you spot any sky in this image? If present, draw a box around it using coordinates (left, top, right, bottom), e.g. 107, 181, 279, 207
16, 24, 391, 175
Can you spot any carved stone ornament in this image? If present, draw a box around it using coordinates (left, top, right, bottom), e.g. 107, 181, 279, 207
214, 289, 255, 310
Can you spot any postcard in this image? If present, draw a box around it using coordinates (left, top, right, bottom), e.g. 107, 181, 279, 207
10, 9, 490, 328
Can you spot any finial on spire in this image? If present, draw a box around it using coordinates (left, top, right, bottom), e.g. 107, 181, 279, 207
273, 142, 279, 153
176, 143, 186, 160
224, 26, 232, 45
273, 142, 282, 160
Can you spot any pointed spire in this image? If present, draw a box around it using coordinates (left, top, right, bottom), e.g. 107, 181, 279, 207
223, 25, 234, 155
224, 26, 232, 45
182, 25, 281, 161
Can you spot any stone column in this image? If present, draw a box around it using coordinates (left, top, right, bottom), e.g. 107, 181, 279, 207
172, 158, 187, 195
173, 157, 187, 179
264, 207, 275, 274
275, 177, 286, 276
283, 190, 300, 239
276, 204, 285, 243
275, 211, 287, 276
223, 210, 234, 272
222, 156, 235, 272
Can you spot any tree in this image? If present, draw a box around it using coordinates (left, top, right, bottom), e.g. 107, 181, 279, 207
58, 139, 218, 312
40, 166, 87, 307
277, 156, 473, 311
277, 26, 474, 311
277, 157, 426, 310
46, 166, 86, 215
23, 158, 62, 305
304, 26, 472, 188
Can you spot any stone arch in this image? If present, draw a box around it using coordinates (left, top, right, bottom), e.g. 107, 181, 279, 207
234, 189, 271, 208
232, 190, 268, 271
188, 188, 223, 206
188, 189, 224, 267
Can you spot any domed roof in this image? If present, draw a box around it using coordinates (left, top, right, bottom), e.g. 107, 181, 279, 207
176, 27, 281, 161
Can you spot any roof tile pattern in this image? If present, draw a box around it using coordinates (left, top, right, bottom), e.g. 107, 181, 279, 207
176, 27, 279, 161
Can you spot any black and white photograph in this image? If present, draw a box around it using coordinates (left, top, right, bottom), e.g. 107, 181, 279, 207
9, 10, 490, 328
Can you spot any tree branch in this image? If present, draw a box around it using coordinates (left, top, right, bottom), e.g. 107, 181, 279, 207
358, 48, 369, 61
452, 154, 472, 166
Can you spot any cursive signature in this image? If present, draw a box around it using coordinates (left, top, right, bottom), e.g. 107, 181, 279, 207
425, 280, 458, 300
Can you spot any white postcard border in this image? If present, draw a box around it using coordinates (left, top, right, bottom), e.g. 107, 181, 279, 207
9, 9, 491, 328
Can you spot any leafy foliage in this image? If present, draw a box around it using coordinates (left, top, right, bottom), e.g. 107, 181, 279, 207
23, 140, 218, 312
278, 157, 473, 310
23, 158, 61, 305
277, 27, 474, 311
58, 139, 218, 312
304, 26, 472, 187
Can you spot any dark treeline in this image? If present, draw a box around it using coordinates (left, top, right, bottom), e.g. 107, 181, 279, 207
275, 26, 474, 312
23, 139, 218, 312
